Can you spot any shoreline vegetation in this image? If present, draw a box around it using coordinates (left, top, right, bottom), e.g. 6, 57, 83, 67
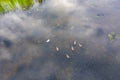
0, 0, 43, 13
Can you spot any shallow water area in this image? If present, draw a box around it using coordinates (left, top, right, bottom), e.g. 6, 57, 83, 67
0, 0, 120, 80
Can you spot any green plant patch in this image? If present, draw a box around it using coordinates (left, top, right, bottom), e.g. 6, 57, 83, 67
0, 0, 43, 13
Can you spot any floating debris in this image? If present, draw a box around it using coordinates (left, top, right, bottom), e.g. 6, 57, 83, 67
108, 32, 116, 42
108, 32, 120, 42
73, 41, 77, 46
66, 54, 70, 59
78, 43, 83, 47
46, 39, 50, 43
56, 47, 59, 51
71, 46, 75, 51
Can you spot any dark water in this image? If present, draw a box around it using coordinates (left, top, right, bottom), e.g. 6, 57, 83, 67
0, 0, 120, 80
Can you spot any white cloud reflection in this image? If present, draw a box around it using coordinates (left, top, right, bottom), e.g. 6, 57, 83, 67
0, 0, 120, 80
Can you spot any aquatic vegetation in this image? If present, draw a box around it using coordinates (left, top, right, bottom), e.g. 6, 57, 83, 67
0, 0, 43, 13
108, 32, 116, 42
108, 32, 120, 42
0, 0, 120, 80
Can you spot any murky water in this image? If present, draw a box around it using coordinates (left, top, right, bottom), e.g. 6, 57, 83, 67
0, 0, 120, 80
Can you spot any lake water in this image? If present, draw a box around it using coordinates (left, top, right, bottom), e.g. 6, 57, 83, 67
0, 0, 120, 80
